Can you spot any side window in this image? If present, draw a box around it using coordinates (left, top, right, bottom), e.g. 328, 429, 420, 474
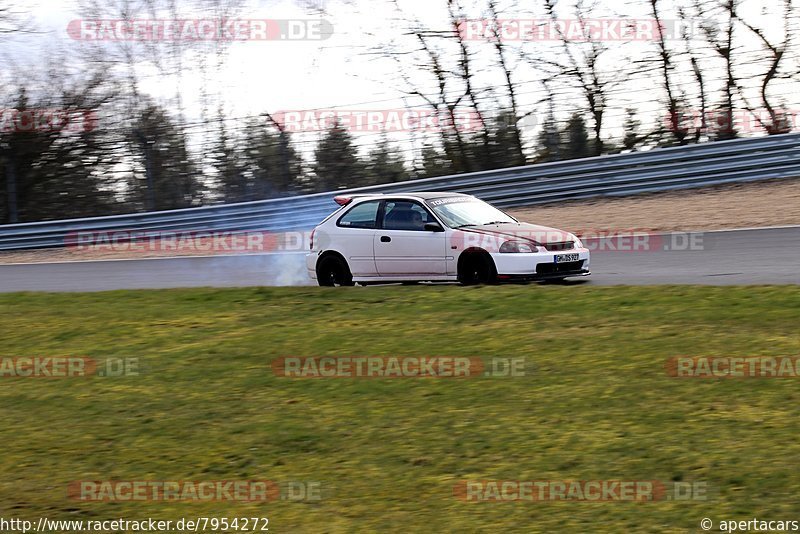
337, 200, 381, 229
383, 201, 433, 231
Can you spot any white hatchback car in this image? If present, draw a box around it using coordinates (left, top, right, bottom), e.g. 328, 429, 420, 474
306, 192, 590, 286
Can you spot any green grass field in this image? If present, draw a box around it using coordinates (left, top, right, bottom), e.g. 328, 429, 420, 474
1, 285, 799, 533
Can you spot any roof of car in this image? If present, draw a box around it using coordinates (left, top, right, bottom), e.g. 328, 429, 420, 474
354, 192, 472, 201
405, 192, 471, 199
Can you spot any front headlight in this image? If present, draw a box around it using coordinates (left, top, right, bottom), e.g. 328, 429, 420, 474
500, 240, 536, 253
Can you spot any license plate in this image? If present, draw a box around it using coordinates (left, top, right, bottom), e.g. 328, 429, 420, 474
554, 253, 579, 263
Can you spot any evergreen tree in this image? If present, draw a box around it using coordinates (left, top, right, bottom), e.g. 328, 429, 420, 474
130, 104, 203, 210
561, 113, 591, 160
535, 109, 561, 162
313, 121, 364, 191
417, 143, 453, 179
0, 89, 117, 223
487, 111, 527, 168
622, 107, 642, 151
364, 136, 406, 185
241, 119, 303, 198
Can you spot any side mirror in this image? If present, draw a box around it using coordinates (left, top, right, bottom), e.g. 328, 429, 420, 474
424, 222, 445, 232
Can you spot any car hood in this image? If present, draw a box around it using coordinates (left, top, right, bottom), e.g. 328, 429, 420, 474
457, 222, 573, 245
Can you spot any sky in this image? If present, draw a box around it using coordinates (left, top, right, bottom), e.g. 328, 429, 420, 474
2, 0, 799, 162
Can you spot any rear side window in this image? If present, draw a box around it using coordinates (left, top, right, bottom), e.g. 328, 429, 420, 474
337, 200, 381, 229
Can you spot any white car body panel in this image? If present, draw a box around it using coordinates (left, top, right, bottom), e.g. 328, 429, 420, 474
306, 193, 591, 284
374, 230, 447, 276
335, 227, 377, 277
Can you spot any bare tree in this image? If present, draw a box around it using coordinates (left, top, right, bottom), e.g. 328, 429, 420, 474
384, 2, 473, 173
539, 0, 615, 155
678, 6, 709, 143
696, 0, 739, 140
447, 0, 491, 166
728, 0, 794, 134
486, 0, 526, 164
649, 0, 689, 144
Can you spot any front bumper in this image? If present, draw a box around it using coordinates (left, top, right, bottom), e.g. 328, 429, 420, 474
490, 248, 591, 279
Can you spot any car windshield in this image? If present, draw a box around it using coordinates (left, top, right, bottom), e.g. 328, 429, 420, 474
426, 197, 516, 228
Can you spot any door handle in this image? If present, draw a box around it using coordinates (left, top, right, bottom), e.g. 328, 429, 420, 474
380, 236, 391, 243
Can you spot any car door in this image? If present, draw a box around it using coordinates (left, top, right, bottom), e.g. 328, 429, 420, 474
374, 200, 447, 276
334, 199, 381, 277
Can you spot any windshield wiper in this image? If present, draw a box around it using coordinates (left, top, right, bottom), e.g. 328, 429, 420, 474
483, 221, 509, 225
453, 224, 477, 229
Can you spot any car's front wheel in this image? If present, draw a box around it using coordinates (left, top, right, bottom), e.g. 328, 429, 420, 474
458, 251, 498, 285
316, 255, 355, 287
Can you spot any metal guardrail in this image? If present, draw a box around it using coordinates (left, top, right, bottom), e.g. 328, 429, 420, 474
1, 133, 799, 250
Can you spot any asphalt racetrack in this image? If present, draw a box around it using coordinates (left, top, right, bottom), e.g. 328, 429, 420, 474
0, 227, 797, 292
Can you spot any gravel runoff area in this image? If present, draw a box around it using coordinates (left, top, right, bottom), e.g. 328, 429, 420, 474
507, 177, 800, 234
0, 177, 798, 265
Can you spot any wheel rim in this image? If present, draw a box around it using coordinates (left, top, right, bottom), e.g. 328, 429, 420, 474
322, 262, 339, 286
328, 265, 341, 285
468, 267, 482, 283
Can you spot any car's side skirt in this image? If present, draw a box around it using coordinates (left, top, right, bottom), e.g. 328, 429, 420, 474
352, 274, 457, 283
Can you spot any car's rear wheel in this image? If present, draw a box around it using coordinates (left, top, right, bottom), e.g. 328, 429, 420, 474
316, 255, 354, 287
458, 252, 498, 285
